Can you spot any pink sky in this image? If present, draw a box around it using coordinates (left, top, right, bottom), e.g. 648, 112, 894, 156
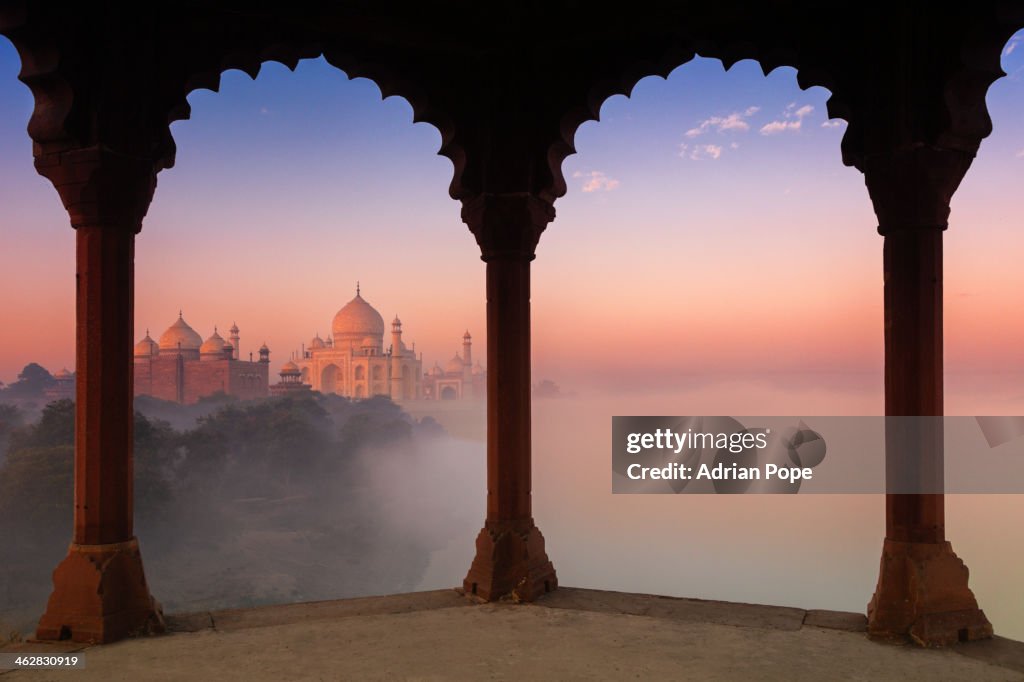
1, 39, 1023, 403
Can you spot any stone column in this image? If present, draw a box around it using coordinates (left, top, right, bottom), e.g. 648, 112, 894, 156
461, 193, 558, 601
35, 147, 164, 643
863, 147, 991, 646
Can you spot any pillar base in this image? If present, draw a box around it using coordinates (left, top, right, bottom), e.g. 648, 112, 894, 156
463, 520, 557, 601
867, 539, 992, 647
36, 538, 164, 644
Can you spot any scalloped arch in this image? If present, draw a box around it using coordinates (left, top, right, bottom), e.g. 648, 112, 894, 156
3, 5, 1021, 206
162, 42, 464, 196
0, 3, 76, 152
934, 20, 1024, 153
0, 6, 468, 198
550, 38, 847, 200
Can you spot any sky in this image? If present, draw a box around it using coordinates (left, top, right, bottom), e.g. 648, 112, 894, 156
1, 32, 1023, 406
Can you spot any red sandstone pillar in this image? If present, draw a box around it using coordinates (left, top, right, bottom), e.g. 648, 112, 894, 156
882, 229, 944, 545
864, 148, 991, 646
461, 194, 558, 601
34, 148, 164, 643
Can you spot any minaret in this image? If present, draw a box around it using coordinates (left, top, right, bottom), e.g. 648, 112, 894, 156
257, 343, 270, 396
463, 330, 472, 366
390, 316, 404, 400
392, 316, 403, 356
229, 322, 240, 360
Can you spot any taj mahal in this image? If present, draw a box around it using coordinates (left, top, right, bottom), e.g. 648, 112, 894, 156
292, 284, 485, 402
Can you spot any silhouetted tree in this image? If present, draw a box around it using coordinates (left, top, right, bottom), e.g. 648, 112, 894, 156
1, 363, 56, 401
0, 402, 176, 545
0, 390, 445, 623
196, 391, 236, 406
415, 416, 447, 439
6, 399, 74, 452
0, 403, 24, 464
133, 412, 179, 532
0, 445, 74, 547
533, 379, 562, 399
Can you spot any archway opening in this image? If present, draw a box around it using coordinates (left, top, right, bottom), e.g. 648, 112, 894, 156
533, 54, 881, 618
0, 50, 488, 634
942, 27, 1024, 642
321, 364, 340, 394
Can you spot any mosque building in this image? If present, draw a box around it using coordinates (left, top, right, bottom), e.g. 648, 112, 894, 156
133, 313, 270, 403
294, 285, 484, 402
421, 330, 485, 401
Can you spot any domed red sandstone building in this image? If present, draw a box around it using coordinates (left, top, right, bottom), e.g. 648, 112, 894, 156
133, 313, 269, 403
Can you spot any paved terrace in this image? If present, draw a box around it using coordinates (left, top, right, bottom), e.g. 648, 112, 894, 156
2, 588, 1023, 681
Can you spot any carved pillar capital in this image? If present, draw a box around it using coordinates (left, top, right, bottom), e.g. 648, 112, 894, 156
461, 193, 555, 262
861, 147, 974, 235
35, 146, 158, 233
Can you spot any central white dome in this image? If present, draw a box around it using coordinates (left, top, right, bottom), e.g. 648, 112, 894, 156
332, 289, 385, 342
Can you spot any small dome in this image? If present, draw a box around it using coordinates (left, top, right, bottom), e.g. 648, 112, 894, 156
472, 361, 485, 375
280, 360, 300, 375
259, 342, 270, 352
159, 314, 203, 351
463, 330, 472, 340
309, 335, 326, 350
200, 330, 226, 355
445, 354, 465, 374
135, 333, 158, 357
431, 363, 444, 376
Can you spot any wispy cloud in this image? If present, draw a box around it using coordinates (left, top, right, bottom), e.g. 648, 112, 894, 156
1005, 37, 1020, 57
679, 107, 759, 160
573, 170, 621, 192
1016, 149, 1024, 158
821, 119, 846, 129
685, 106, 761, 138
678, 143, 723, 161
760, 103, 814, 135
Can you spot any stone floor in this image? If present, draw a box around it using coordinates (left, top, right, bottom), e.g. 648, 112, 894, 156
2, 588, 1023, 681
